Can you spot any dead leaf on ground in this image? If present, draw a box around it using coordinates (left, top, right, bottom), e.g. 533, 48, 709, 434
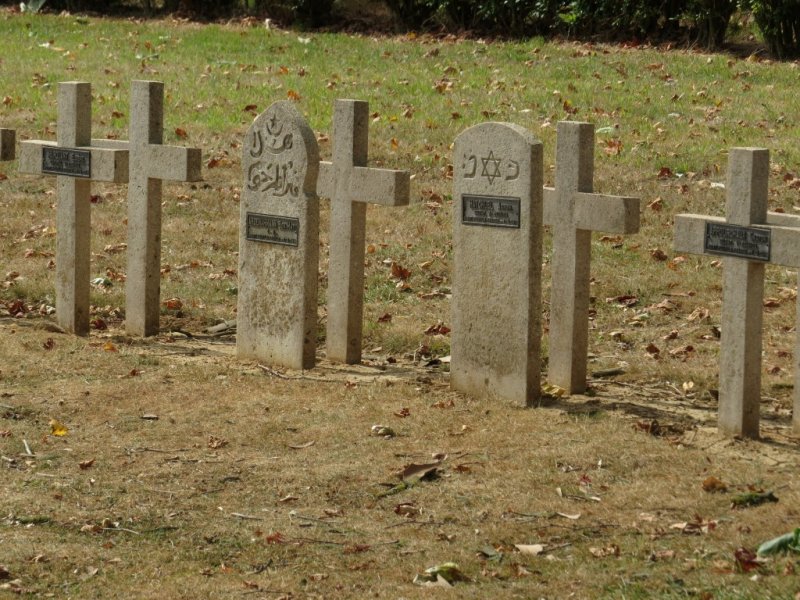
79, 458, 95, 470
589, 544, 620, 558
398, 461, 441, 482
395, 503, 420, 517
208, 435, 229, 449
49, 419, 68, 437
390, 262, 411, 280
734, 547, 762, 573
515, 544, 545, 556
702, 476, 728, 493
670, 515, 717, 534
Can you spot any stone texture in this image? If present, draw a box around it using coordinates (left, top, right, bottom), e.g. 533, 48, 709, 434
18, 82, 129, 336
0, 128, 15, 161
237, 101, 320, 369
674, 147, 800, 438
451, 122, 543, 406
543, 121, 640, 394
317, 99, 410, 364
125, 80, 202, 337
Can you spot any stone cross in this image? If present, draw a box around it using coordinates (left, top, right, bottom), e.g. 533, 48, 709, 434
674, 147, 800, 438
125, 80, 202, 337
0, 128, 15, 161
237, 101, 320, 370
451, 122, 543, 406
18, 82, 129, 335
544, 121, 640, 394
317, 99, 410, 364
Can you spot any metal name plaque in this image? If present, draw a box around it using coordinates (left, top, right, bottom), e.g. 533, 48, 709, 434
42, 146, 91, 178
246, 212, 300, 247
704, 222, 771, 262
462, 194, 521, 228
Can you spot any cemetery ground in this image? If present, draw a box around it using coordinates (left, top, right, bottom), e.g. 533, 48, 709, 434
2, 9, 800, 599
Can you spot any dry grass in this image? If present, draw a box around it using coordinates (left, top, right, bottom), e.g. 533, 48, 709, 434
2, 321, 800, 599
1, 10, 800, 598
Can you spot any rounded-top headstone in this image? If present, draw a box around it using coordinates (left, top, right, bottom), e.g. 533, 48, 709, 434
237, 101, 321, 369
451, 121, 544, 406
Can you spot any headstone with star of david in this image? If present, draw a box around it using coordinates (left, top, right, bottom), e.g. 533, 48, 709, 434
451, 122, 544, 406
237, 101, 321, 370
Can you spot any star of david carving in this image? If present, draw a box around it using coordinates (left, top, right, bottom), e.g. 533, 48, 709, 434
481, 151, 502, 184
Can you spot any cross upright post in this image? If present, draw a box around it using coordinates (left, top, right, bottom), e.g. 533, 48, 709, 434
125, 80, 202, 337
317, 99, 410, 364
0, 128, 15, 161
544, 121, 640, 394
18, 82, 129, 335
674, 148, 800, 438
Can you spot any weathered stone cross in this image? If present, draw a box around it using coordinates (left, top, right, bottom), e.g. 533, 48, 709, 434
674, 147, 800, 438
125, 80, 202, 337
19, 82, 129, 335
317, 99, 410, 364
762, 210, 800, 436
0, 128, 14, 161
544, 121, 640, 394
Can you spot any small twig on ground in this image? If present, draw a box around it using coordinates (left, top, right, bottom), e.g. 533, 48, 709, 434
22, 439, 34, 456
103, 527, 141, 535
257, 364, 291, 379
290, 513, 336, 525
256, 364, 340, 383
0, 403, 15, 410
384, 519, 443, 529
231, 512, 263, 521
290, 536, 346, 545
128, 446, 192, 454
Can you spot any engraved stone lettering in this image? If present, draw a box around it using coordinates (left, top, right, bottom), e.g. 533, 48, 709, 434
704, 222, 771, 261
42, 147, 91, 178
245, 107, 300, 198
462, 194, 521, 228
463, 154, 477, 178
245, 212, 300, 246
506, 159, 519, 180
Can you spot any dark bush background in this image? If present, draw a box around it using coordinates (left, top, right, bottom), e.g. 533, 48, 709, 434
3, 0, 798, 58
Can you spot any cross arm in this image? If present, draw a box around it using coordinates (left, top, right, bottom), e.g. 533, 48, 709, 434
145, 144, 202, 183
674, 213, 800, 268
18, 139, 129, 183
544, 187, 640, 234
318, 161, 410, 206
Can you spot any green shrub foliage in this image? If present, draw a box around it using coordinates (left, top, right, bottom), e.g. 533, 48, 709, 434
747, 0, 800, 58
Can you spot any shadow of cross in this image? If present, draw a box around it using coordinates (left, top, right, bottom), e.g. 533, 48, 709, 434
544, 121, 640, 395
674, 148, 800, 439
317, 99, 410, 364
18, 82, 129, 336
0, 128, 14, 161
125, 80, 202, 337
